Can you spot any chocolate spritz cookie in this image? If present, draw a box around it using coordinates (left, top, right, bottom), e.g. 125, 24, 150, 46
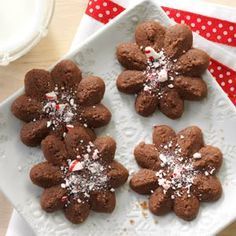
11, 60, 111, 146
30, 127, 129, 224
116, 21, 209, 119
130, 125, 223, 221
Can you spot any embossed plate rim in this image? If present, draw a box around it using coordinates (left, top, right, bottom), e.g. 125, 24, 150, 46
0, 0, 236, 235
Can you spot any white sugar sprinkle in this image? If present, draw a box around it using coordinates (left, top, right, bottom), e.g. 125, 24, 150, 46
209, 168, 215, 174
168, 84, 174, 88
46, 121, 52, 128
193, 152, 202, 159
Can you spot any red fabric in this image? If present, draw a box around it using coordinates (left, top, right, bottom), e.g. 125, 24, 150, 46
209, 59, 236, 104
85, 0, 236, 104
86, 0, 125, 24
163, 7, 236, 47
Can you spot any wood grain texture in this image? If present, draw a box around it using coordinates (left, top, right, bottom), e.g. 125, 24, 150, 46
0, 0, 235, 235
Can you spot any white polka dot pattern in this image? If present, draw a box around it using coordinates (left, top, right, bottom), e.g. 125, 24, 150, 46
208, 59, 236, 104
163, 6, 236, 47
86, 0, 124, 24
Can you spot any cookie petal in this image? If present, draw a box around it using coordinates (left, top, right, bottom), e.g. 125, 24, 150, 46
174, 48, 210, 76
20, 119, 50, 147
90, 191, 116, 213
51, 60, 82, 89
134, 142, 161, 171
135, 21, 166, 51
80, 104, 111, 128
73, 122, 97, 139
173, 193, 200, 221
64, 126, 96, 156
130, 169, 158, 194
152, 125, 177, 148
77, 76, 105, 106
116, 70, 146, 94
174, 76, 207, 100
135, 91, 158, 117
94, 136, 116, 163
116, 42, 147, 70
193, 174, 222, 202
30, 162, 63, 188
11, 95, 42, 122
108, 161, 129, 188
177, 126, 204, 156
64, 200, 90, 224
25, 69, 53, 101
164, 24, 193, 58
40, 185, 67, 212
149, 187, 173, 215
158, 89, 184, 119
49, 125, 67, 140
41, 135, 68, 165
193, 145, 223, 173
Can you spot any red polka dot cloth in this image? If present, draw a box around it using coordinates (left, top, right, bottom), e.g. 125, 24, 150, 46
84, 0, 236, 105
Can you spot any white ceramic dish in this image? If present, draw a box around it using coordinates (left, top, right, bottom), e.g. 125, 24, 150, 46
0, 0, 55, 65
0, 0, 236, 235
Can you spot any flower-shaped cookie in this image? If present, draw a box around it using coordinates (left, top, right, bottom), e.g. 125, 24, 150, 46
30, 126, 129, 224
116, 21, 209, 119
130, 125, 223, 221
11, 60, 111, 147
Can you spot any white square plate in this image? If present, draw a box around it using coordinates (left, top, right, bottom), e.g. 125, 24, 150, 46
0, 0, 236, 235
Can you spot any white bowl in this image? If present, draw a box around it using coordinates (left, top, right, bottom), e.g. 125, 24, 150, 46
0, 0, 55, 65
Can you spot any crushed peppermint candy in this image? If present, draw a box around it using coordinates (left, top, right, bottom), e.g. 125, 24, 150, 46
193, 152, 202, 159
60, 143, 112, 203
43, 87, 78, 130
39, 86, 88, 132
156, 141, 214, 198
143, 47, 175, 96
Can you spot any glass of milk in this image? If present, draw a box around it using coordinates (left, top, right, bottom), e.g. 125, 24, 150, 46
0, 0, 55, 65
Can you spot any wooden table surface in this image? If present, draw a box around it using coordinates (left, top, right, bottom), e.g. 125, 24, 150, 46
0, 0, 235, 235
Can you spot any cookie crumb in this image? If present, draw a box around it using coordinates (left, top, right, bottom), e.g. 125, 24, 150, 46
142, 211, 148, 218
129, 219, 135, 225
140, 201, 148, 209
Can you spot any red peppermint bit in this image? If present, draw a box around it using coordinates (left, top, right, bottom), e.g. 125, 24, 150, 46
55, 104, 60, 110
69, 160, 80, 172
61, 195, 68, 203
66, 124, 74, 130
145, 49, 151, 54
45, 92, 57, 100
149, 56, 154, 62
